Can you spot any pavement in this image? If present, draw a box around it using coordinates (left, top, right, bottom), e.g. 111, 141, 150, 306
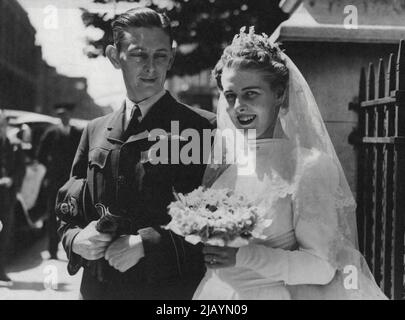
0, 237, 82, 300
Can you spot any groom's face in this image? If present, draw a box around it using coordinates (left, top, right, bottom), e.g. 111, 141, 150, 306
112, 27, 174, 102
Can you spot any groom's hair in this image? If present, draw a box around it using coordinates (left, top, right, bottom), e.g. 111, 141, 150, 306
111, 7, 173, 51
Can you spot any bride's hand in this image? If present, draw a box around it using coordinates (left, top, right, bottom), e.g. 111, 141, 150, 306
203, 245, 238, 269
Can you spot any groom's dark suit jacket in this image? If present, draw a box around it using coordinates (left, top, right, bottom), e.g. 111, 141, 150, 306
57, 92, 215, 299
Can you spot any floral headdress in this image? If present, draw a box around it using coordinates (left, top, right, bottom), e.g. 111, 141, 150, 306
230, 26, 283, 59
213, 26, 288, 91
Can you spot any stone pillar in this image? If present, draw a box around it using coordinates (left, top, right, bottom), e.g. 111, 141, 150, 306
271, 0, 405, 195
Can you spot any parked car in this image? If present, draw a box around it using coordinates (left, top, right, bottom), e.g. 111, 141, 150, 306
4, 109, 88, 251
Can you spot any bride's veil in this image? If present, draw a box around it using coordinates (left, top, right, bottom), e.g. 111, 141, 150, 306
202, 42, 387, 299
279, 54, 385, 299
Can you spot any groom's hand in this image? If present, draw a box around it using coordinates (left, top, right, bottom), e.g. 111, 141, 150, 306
105, 235, 145, 273
72, 221, 113, 260
203, 245, 238, 269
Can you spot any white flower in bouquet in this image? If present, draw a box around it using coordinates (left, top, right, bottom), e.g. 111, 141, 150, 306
164, 187, 272, 247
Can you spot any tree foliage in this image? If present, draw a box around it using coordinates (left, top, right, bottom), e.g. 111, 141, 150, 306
81, 0, 287, 76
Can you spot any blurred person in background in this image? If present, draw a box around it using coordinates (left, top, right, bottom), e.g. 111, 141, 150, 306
0, 110, 25, 285
37, 103, 82, 259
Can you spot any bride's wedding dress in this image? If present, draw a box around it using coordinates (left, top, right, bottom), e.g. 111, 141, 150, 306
194, 139, 337, 299
193, 138, 386, 299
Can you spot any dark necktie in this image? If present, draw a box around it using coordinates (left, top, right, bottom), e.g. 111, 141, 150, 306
122, 105, 141, 141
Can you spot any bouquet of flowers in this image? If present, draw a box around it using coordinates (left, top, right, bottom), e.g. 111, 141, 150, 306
164, 187, 272, 247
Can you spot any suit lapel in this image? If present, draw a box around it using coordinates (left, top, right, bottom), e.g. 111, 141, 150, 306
107, 102, 126, 145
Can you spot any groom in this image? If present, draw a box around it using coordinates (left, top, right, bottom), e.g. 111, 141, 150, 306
57, 7, 215, 299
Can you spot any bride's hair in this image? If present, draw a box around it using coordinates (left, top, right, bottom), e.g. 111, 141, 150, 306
213, 26, 289, 94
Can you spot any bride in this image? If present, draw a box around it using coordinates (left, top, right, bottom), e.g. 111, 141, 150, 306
193, 27, 387, 300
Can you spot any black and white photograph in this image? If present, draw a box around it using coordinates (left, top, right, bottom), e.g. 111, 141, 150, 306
0, 0, 404, 302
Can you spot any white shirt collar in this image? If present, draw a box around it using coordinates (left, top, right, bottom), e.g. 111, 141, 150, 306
125, 90, 166, 127
58, 123, 71, 134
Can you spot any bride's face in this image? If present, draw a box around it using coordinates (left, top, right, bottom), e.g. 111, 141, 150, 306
221, 67, 283, 139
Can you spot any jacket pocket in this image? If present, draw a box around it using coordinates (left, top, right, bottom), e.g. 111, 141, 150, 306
87, 147, 112, 206
88, 147, 110, 170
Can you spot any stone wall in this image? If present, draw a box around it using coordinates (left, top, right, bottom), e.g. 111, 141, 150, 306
282, 41, 400, 194
273, 0, 405, 195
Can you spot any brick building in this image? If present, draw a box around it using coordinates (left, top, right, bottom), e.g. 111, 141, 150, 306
0, 0, 40, 110
36, 60, 105, 120
0, 0, 105, 119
